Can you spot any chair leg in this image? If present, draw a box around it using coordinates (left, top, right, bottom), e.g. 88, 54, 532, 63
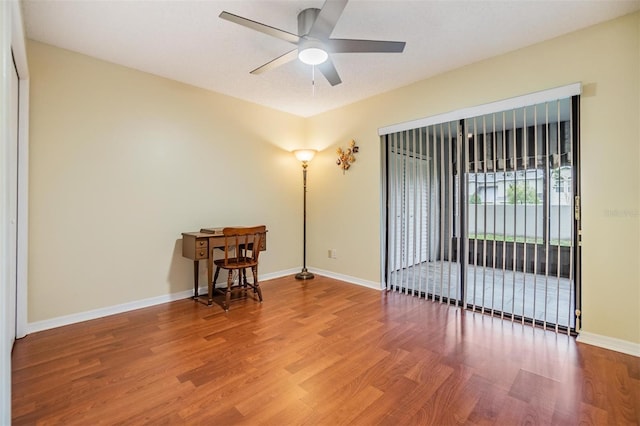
224, 270, 233, 311
241, 268, 249, 295
252, 265, 263, 302
209, 266, 221, 306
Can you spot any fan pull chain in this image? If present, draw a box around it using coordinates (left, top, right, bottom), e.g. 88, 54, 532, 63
312, 65, 316, 96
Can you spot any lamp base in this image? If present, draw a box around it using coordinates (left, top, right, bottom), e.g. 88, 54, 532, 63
295, 268, 315, 280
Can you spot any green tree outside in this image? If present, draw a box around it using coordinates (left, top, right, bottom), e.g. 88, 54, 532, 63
506, 182, 541, 204
469, 193, 482, 204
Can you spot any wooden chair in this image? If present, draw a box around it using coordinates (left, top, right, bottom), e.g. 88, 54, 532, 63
208, 225, 265, 311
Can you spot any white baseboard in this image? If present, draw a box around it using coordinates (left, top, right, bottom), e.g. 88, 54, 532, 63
25, 266, 379, 334
26, 288, 197, 334
27, 268, 638, 361
577, 331, 640, 357
309, 267, 382, 291
25, 268, 301, 334
260, 268, 300, 281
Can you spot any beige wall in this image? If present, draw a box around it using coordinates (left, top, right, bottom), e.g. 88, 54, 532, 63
28, 12, 639, 345
27, 40, 306, 322
306, 12, 640, 344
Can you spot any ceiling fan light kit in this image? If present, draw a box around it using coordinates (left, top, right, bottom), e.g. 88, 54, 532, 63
219, 0, 406, 86
298, 40, 328, 66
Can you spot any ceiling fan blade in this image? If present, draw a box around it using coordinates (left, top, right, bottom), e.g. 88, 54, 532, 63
219, 11, 300, 44
327, 39, 406, 53
250, 49, 298, 75
317, 57, 342, 86
308, 0, 348, 39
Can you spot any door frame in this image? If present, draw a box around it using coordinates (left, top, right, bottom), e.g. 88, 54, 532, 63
1, 0, 29, 421
9, 0, 29, 341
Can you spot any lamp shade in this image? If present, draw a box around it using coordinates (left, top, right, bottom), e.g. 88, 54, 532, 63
293, 149, 317, 163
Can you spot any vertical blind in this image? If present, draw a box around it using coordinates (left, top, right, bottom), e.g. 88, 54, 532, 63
385, 123, 459, 304
381, 87, 580, 334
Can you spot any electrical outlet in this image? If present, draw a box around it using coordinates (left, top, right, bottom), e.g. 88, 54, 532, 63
330, 249, 337, 259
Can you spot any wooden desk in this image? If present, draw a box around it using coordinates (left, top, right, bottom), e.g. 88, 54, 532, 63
181, 228, 267, 298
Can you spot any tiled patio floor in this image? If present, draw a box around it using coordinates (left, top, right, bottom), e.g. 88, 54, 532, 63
389, 261, 575, 329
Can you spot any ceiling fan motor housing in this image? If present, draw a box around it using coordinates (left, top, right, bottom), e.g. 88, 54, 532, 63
297, 8, 328, 65
298, 8, 321, 37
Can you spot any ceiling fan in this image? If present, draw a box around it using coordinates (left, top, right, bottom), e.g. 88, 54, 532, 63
219, 0, 406, 86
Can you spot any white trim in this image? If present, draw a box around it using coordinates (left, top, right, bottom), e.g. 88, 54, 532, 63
11, 0, 29, 340
259, 267, 300, 282
15, 80, 28, 339
1, 1, 29, 421
26, 289, 200, 334
576, 331, 640, 358
310, 267, 383, 291
27, 290, 210, 334
11, 0, 28, 78
26, 268, 300, 333
379, 136, 388, 291
378, 83, 582, 136
0, 4, 11, 423
25, 267, 380, 333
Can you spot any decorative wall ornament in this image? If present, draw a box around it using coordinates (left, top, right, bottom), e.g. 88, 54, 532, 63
336, 139, 359, 173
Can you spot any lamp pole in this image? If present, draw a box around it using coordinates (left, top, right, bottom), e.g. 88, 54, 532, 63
293, 149, 316, 280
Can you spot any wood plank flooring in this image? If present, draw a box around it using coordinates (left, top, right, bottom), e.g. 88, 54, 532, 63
12, 275, 640, 425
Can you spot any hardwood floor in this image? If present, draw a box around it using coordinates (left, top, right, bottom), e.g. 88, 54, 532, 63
12, 275, 640, 425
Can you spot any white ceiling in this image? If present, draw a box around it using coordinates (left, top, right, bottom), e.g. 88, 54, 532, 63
22, 0, 640, 117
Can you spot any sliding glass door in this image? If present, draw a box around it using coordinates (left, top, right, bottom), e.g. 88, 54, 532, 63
383, 95, 581, 334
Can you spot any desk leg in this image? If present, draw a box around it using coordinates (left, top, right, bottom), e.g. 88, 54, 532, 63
193, 260, 199, 299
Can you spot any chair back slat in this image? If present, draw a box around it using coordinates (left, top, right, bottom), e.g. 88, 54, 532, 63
221, 225, 266, 267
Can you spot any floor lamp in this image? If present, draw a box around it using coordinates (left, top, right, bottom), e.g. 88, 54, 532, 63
293, 149, 317, 280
